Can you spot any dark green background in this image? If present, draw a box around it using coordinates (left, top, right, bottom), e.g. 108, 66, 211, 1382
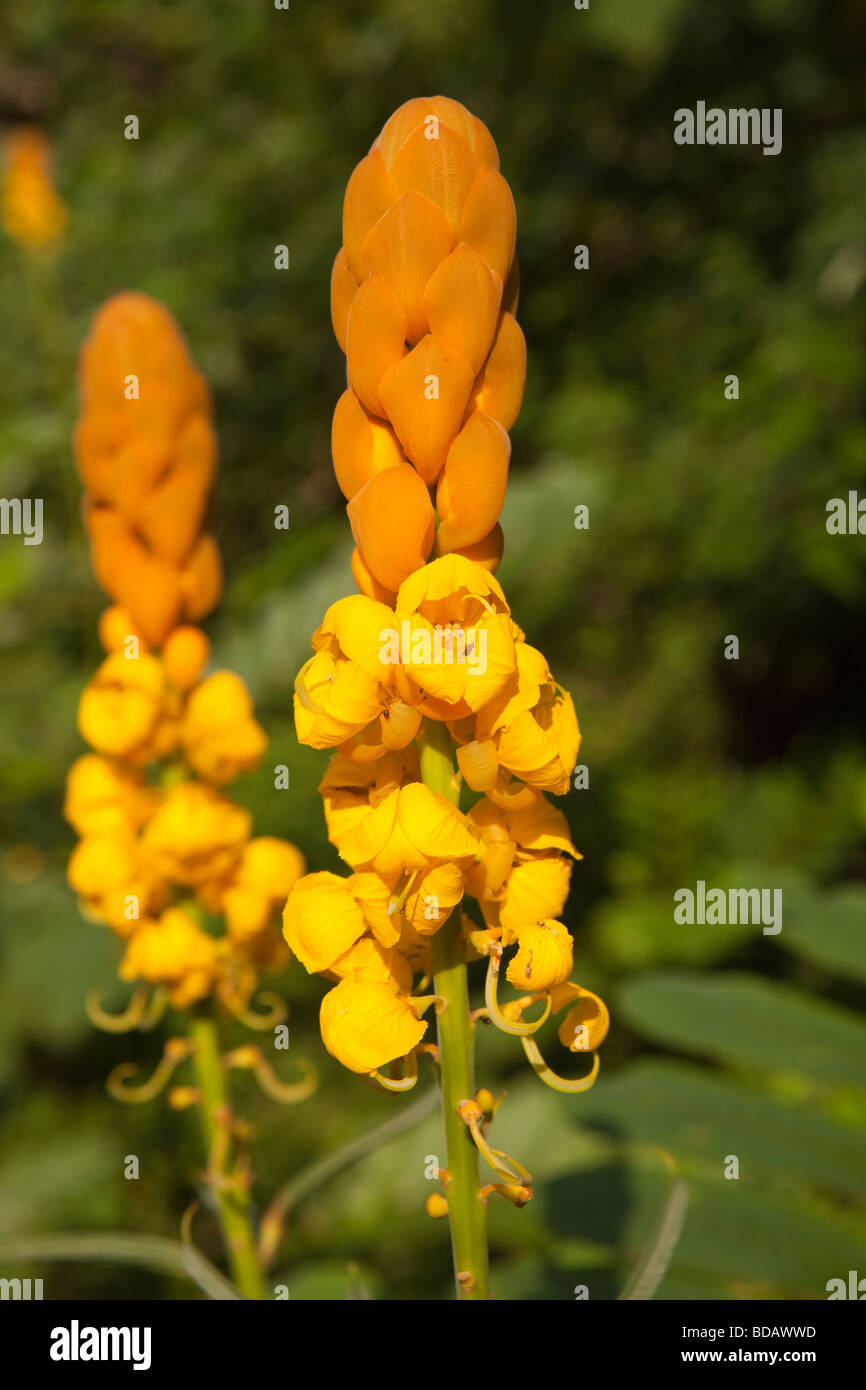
0, 0, 864, 1299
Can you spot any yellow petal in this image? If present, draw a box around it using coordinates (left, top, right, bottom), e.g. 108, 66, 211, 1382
505, 919, 573, 991
320, 977, 427, 1073
282, 871, 366, 974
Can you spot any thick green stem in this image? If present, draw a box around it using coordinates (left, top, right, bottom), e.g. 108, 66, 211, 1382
418, 718, 490, 1301
188, 1013, 268, 1300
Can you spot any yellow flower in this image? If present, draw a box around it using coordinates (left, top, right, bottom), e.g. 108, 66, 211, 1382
1, 127, 67, 252
142, 782, 251, 887
337, 782, 480, 878
475, 642, 580, 794
466, 793, 581, 931
391, 555, 517, 717
282, 871, 367, 974
505, 919, 573, 991
119, 906, 219, 1008
330, 937, 414, 991
77, 652, 173, 761
222, 837, 306, 940
162, 625, 210, 691
317, 748, 419, 851
67, 833, 166, 934
294, 649, 385, 750
63, 754, 154, 837
319, 977, 426, 1074
402, 861, 465, 934
347, 872, 401, 948
181, 671, 267, 783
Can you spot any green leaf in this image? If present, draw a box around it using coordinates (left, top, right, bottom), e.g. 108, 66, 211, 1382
783, 885, 866, 985
618, 971, 866, 1088
576, 1060, 866, 1198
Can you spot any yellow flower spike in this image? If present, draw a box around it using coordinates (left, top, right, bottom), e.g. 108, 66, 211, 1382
370, 1048, 419, 1093
167, 1085, 202, 1111
426, 1193, 449, 1219
221, 988, 288, 1032
85, 985, 153, 1033
478, 1182, 533, 1208
520, 1035, 601, 1094
106, 1036, 194, 1104
457, 1099, 533, 1186
484, 942, 551, 1036
221, 1044, 319, 1104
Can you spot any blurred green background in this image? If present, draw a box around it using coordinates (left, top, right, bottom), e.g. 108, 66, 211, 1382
1, 0, 864, 1300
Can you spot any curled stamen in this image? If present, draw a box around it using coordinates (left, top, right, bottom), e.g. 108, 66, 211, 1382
222, 1044, 318, 1103
457, 1099, 532, 1185
86, 986, 151, 1033
222, 989, 287, 1031
140, 988, 169, 1031
370, 1049, 419, 1093
484, 946, 551, 1036
106, 1036, 193, 1103
521, 1035, 601, 1093
479, 1182, 533, 1207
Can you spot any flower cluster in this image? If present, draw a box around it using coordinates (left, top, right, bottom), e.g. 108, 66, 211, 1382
1, 126, 67, 252
329, 96, 526, 599
67, 294, 304, 1015
285, 552, 606, 1079
75, 292, 222, 647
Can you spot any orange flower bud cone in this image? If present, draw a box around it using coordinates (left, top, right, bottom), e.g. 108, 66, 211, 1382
76, 292, 222, 648
332, 388, 404, 502
346, 463, 435, 593
435, 412, 510, 551
331, 97, 526, 588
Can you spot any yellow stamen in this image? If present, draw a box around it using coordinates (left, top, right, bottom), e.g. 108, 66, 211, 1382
370, 1049, 419, 1092
106, 1036, 193, 1103
521, 1035, 601, 1093
484, 944, 551, 1036
221, 989, 287, 1031
222, 1044, 318, 1103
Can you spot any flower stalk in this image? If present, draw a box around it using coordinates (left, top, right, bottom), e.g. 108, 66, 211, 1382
188, 1012, 268, 1301
419, 717, 489, 1301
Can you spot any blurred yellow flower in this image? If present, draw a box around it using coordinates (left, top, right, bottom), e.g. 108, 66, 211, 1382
1, 127, 67, 252
142, 781, 251, 887
119, 907, 219, 1008
181, 670, 267, 783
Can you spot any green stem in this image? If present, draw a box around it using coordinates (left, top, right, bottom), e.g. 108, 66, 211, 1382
418, 718, 490, 1301
188, 1013, 268, 1300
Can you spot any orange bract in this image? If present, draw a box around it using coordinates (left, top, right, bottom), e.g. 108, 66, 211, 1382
76, 292, 222, 647
330, 97, 526, 590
